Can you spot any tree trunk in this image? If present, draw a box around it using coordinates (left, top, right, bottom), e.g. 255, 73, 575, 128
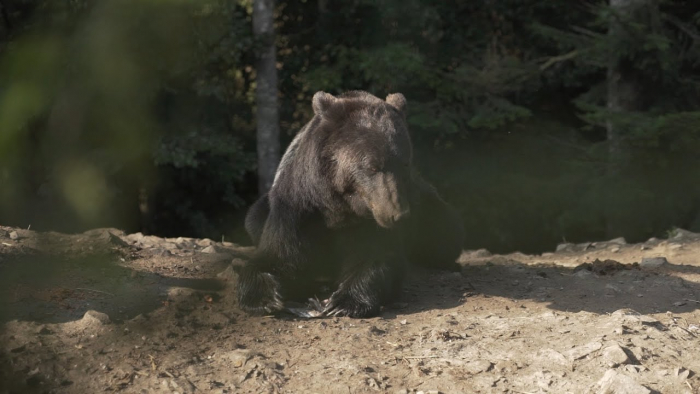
605, 0, 656, 237
0, 0, 10, 43
253, 0, 280, 195
607, 0, 645, 165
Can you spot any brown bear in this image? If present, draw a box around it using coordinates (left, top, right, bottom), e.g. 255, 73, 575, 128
238, 91, 463, 317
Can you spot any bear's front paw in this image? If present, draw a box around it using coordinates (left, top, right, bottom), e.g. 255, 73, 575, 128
321, 291, 380, 318
237, 270, 284, 315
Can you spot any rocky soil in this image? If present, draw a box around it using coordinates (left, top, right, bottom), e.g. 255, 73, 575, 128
1, 225, 700, 393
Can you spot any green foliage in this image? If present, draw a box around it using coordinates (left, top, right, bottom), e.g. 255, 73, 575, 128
3, 0, 700, 251
154, 130, 255, 206
0, 0, 257, 236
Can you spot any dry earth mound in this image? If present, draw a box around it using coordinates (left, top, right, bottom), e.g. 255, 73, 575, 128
1, 226, 699, 393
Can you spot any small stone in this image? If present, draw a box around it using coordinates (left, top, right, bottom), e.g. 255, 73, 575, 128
611, 246, 620, 253
574, 269, 593, 279
565, 341, 602, 361
673, 301, 686, 307
395, 390, 409, 394
608, 237, 627, 245
472, 248, 491, 257
493, 360, 518, 373
624, 365, 646, 374
640, 257, 668, 269
147, 248, 172, 256
83, 310, 111, 325
578, 242, 592, 250
108, 232, 129, 247
602, 343, 631, 366
216, 265, 237, 281
167, 287, 194, 300
556, 243, 574, 252
673, 367, 691, 380
125, 232, 145, 242
536, 349, 569, 367
198, 238, 214, 247
224, 349, 253, 368
605, 284, 621, 295
9, 231, 19, 240
37, 326, 52, 335
464, 360, 492, 374
597, 369, 650, 394
201, 245, 219, 254
162, 242, 179, 250
671, 229, 697, 240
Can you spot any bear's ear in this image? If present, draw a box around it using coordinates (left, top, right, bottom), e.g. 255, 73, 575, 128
386, 93, 407, 116
312, 91, 339, 117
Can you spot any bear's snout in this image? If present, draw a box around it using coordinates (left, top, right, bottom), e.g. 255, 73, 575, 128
392, 208, 411, 223
364, 171, 411, 228
373, 204, 411, 228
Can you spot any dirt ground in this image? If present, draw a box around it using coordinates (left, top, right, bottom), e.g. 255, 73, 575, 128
1, 226, 700, 394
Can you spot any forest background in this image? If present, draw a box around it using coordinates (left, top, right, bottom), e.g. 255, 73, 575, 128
1, 0, 699, 254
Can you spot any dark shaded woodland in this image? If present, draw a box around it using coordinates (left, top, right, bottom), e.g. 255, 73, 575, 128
1, 0, 700, 253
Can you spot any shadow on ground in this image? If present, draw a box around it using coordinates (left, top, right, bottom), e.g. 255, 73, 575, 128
2, 231, 700, 325
388, 260, 700, 318
0, 253, 225, 324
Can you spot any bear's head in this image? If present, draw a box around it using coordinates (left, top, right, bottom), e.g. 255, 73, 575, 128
313, 91, 412, 228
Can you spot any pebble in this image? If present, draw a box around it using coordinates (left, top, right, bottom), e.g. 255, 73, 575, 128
198, 238, 214, 247
597, 369, 650, 394
608, 237, 627, 245
201, 245, 220, 254
83, 310, 111, 325
673, 367, 690, 380
224, 349, 253, 368
9, 231, 19, 240
565, 341, 602, 361
108, 232, 129, 246
602, 343, 631, 366
556, 243, 574, 252
472, 248, 491, 257
464, 360, 492, 374
640, 257, 668, 268
536, 349, 569, 367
